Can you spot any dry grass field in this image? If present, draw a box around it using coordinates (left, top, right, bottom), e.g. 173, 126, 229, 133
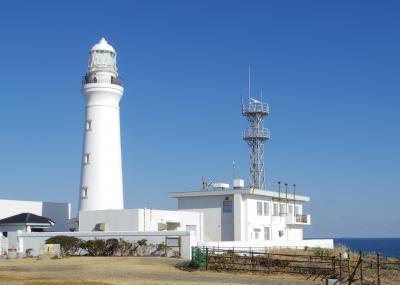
0, 256, 322, 285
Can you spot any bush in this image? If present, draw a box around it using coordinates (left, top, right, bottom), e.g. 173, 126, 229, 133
81, 239, 107, 256
45, 236, 81, 255
310, 247, 334, 257
137, 239, 147, 246
45, 237, 170, 257
104, 238, 119, 256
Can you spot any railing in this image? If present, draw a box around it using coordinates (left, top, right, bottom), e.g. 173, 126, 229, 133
295, 214, 308, 223
191, 247, 400, 284
243, 101, 269, 114
82, 75, 124, 87
243, 128, 270, 140
285, 214, 310, 225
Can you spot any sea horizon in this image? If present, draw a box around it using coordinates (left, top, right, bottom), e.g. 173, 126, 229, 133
305, 237, 400, 258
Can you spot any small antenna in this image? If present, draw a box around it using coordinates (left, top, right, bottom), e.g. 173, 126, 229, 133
293, 184, 297, 213
260, 88, 263, 102
278, 181, 281, 202
248, 66, 251, 102
232, 160, 236, 181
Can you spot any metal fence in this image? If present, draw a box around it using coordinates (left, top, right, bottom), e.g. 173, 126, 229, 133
191, 247, 400, 285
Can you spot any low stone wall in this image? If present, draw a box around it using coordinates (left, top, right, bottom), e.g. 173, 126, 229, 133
8, 231, 194, 259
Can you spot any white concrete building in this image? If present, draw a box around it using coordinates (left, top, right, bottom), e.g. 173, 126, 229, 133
78, 209, 203, 241
0, 199, 71, 232
169, 188, 310, 243
79, 38, 125, 211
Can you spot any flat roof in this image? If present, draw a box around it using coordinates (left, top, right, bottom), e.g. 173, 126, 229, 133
168, 188, 310, 202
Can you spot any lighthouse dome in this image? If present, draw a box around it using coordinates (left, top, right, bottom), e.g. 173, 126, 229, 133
87, 38, 117, 75
91, 37, 115, 53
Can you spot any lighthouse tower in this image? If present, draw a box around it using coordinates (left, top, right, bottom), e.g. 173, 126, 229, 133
79, 38, 124, 211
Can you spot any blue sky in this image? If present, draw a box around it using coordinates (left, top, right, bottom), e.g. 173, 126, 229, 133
0, 1, 399, 238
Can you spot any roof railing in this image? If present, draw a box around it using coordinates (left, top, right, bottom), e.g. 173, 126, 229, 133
82, 75, 124, 87
243, 127, 270, 140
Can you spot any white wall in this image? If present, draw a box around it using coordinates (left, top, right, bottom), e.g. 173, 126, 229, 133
78, 209, 203, 241
287, 226, 303, 241
79, 209, 139, 231
197, 239, 334, 250
177, 195, 234, 242
0, 200, 71, 232
0, 236, 7, 255
9, 231, 194, 259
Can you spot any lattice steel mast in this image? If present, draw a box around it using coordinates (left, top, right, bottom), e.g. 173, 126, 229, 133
242, 69, 270, 190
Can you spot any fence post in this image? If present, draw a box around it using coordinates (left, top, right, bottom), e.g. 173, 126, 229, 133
377, 253, 380, 285
205, 248, 209, 271
359, 251, 363, 285
347, 249, 351, 285
331, 256, 336, 277
339, 253, 342, 280
251, 250, 254, 271
267, 252, 271, 274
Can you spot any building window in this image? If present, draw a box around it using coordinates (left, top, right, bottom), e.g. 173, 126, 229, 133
273, 203, 279, 216
84, 153, 90, 165
254, 228, 261, 240
295, 205, 300, 215
263, 202, 269, 216
223, 200, 232, 213
257, 201, 263, 216
264, 227, 270, 240
81, 187, 88, 199
86, 120, 92, 131
280, 203, 286, 216
288, 204, 294, 215
279, 230, 284, 237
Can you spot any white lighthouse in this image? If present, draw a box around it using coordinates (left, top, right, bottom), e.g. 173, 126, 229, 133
78, 38, 124, 211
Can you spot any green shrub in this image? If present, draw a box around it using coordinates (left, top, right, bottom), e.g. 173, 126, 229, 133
104, 238, 119, 256
81, 239, 107, 256
137, 239, 147, 246
45, 236, 81, 255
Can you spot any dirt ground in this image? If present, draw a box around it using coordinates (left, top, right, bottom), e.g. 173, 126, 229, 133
0, 256, 324, 285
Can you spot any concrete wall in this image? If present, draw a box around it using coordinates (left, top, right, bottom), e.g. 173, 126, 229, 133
0, 236, 7, 255
178, 195, 233, 242
0, 200, 71, 232
79, 209, 203, 241
79, 209, 139, 231
197, 239, 334, 250
8, 231, 194, 259
287, 226, 303, 240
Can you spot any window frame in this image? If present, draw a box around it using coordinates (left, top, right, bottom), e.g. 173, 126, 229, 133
85, 120, 92, 131
256, 201, 263, 216
263, 202, 269, 216
223, 200, 233, 213
273, 203, 279, 216
81, 187, 88, 199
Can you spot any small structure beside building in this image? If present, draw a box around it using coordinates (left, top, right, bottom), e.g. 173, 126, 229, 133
0, 213, 55, 234
0, 199, 71, 232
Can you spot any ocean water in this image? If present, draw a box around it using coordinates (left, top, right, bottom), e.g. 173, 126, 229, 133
334, 238, 400, 258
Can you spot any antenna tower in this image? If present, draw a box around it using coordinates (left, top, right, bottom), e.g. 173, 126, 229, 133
242, 68, 270, 190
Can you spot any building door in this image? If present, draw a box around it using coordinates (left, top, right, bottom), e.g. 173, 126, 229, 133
264, 227, 271, 240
